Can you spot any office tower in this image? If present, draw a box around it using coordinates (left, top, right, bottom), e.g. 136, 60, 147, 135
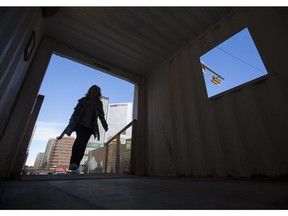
41, 138, 55, 168
48, 137, 75, 169
106, 102, 133, 142
34, 152, 44, 168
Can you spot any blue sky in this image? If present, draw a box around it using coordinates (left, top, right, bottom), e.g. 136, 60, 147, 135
26, 55, 135, 166
201, 27, 268, 97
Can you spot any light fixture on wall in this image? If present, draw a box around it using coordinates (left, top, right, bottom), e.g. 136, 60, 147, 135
201, 61, 224, 86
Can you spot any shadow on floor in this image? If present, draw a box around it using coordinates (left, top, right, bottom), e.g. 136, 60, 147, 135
1, 175, 288, 210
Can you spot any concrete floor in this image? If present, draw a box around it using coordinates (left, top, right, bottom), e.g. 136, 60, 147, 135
0, 174, 288, 210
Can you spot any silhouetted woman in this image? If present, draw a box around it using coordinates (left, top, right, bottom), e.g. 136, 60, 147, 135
59, 85, 108, 171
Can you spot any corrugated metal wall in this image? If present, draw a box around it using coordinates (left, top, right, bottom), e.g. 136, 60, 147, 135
147, 8, 288, 177
0, 8, 48, 179
0, 8, 43, 137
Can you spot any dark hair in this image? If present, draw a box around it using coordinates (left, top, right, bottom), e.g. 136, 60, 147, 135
86, 85, 102, 100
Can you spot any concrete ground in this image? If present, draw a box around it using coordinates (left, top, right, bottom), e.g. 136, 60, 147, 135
0, 174, 288, 210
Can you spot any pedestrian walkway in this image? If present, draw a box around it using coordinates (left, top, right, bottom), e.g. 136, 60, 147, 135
1, 175, 288, 209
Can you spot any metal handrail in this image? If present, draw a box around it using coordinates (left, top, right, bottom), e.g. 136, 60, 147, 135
104, 119, 137, 174
104, 120, 135, 146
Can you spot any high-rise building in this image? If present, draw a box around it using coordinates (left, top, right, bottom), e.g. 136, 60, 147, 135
34, 152, 44, 168
80, 96, 109, 165
41, 138, 55, 168
48, 137, 75, 169
105, 102, 133, 142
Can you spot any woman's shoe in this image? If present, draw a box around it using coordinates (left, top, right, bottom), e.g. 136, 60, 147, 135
69, 163, 78, 170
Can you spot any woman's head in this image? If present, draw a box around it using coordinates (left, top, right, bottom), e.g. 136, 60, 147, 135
86, 85, 102, 100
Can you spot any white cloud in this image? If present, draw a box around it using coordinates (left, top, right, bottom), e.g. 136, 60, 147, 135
32, 121, 66, 142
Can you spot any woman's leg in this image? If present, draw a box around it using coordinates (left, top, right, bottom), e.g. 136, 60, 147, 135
69, 123, 92, 168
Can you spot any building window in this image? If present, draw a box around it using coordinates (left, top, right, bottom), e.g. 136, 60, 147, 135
200, 27, 268, 98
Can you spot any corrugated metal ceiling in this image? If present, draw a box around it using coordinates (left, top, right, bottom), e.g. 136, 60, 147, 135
45, 7, 235, 77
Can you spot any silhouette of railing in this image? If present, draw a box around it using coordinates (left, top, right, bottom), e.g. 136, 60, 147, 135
104, 119, 137, 174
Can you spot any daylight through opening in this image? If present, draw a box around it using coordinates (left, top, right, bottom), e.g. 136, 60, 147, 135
200, 27, 268, 98
24, 54, 135, 175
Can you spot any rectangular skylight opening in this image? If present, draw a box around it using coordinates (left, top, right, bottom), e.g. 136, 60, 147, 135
200, 27, 268, 98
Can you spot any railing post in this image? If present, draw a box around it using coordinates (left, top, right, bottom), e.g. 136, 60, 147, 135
116, 135, 120, 174
103, 120, 136, 175
105, 144, 109, 173
130, 120, 137, 175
